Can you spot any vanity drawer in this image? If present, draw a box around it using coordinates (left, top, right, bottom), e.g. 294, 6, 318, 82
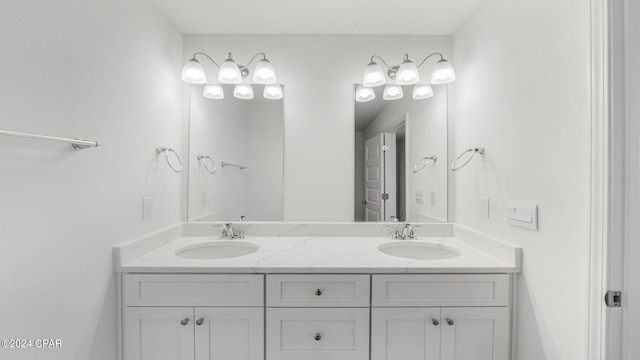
372, 274, 509, 307
266, 275, 370, 307
124, 274, 264, 306
267, 308, 369, 360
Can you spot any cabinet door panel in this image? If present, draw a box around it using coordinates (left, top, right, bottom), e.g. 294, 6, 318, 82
124, 307, 194, 360
195, 307, 264, 360
440, 307, 509, 360
372, 308, 441, 360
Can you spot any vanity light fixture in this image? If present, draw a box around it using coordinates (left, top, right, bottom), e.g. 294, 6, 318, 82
181, 51, 282, 100
355, 85, 375, 102
357, 52, 456, 102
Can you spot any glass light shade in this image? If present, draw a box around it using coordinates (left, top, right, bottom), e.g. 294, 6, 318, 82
203, 84, 224, 99
383, 84, 403, 100
355, 85, 375, 102
218, 60, 242, 84
413, 84, 434, 100
363, 62, 386, 87
263, 84, 283, 99
253, 60, 277, 84
395, 60, 420, 85
181, 59, 206, 84
431, 59, 456, 84
234, 84, 254, 99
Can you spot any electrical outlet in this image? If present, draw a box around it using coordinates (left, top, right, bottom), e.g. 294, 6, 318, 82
201, 191, 207, 206
142, 197, 153, 219
479, 196, 490, 218
416, 190, 424, 204
430, 191, 436, 206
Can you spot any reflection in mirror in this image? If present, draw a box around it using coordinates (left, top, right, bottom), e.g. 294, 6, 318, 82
188, 84, 284, 221
354, 85, 447, 223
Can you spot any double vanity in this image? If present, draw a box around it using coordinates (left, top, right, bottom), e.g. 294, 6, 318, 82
115, 222, 521, 360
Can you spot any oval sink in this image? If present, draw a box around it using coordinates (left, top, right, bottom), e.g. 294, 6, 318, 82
378, 242, 460, 260
175, 241, 259, 260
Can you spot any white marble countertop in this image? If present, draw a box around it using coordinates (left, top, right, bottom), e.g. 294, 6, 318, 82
116, 235, 520, 274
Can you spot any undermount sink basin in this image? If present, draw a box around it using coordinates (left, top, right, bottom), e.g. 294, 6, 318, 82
175, 241, 259, 260
378, 242, 460, 260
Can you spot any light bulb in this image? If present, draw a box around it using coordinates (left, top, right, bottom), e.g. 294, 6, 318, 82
264, 84, 283, 99
363, 62, 386, 87
383, 84, 403, 100
181, 59, 206, 84
234, 84, 254, 99
412, 84, 434, 100
396, 59, 419, 85
431, 59, 456, 84
355, 85, 375, 102
253, 59, 277, 84
218, 57, 242, 84
203, 84, 224, 99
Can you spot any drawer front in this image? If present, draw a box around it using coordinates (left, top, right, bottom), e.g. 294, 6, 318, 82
267, 308, 369, 360
372, 274, 509, 307
124, 274, 264, 306
267, 275, 370, 307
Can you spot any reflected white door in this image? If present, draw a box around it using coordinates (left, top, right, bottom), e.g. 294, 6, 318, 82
364, 134, 384, 221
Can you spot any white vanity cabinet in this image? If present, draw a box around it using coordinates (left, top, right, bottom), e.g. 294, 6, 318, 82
371, 274, 511, 360
122, 274, 264, 360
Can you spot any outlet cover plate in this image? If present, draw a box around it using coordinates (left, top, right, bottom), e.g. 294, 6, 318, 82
479, 196, 490, 218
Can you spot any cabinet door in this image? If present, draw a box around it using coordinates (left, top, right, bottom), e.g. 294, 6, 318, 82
124, 307, 194, 360
440, 307, 509, 360
195, 307, 264, 360
371, 308, 441, 360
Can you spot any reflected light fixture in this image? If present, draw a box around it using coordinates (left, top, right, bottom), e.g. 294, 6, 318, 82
383, 84, 403, 100
181, 51, 283, 100
234, 84, 254, 99
264, 84, 283, 99
359, 52, 455, 100
412, 84, 434, 100
355, 85, 375, 102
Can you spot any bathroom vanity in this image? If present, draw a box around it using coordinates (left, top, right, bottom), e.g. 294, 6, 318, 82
115, 223, 521, 360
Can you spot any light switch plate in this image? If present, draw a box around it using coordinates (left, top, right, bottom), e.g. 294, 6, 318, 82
142, 197, 153, 219
416, 190, 424, 204
507, 203, 538, 230
479, 196, 490, 218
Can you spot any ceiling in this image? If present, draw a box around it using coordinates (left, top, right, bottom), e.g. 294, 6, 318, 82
151, 0, 486, 35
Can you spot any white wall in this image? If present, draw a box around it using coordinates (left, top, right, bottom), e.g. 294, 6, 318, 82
452, 0, 590, 358
363, 87, 448, 222
188, 85, 246, 221
184, 35, 453, 221
0, 0, 185, 359
244, 103, 284, 220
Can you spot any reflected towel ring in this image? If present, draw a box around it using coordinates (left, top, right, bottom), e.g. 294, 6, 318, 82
156, 147, 183, 173
197, 154, 217, 174
413, 155, 438, 173
451, 146, 485, 171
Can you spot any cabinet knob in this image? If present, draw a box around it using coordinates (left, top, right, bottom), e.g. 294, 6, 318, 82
314, 333, 322, 341
315, 289, 322, 296
196, 318, 204, 326
431, 318, 440, 326
445, 317, 455, 326
180, 318, 189, 326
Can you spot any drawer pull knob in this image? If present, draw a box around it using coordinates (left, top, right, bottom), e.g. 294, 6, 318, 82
315, 289, 322, 296
431, 318, 440, 326
180, 318, 189, 326
445, 317, 455, 326
314, 333, 322, 341
196, 318, 204, 326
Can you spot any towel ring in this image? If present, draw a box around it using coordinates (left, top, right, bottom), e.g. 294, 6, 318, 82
451, 147, 485, 171
197, 154, 217, 174
413, 155, 438, 173
156, 147, 183, 173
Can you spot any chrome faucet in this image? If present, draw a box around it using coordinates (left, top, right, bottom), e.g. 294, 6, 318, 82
390, 218, 417, 240
221, 216, 247, 239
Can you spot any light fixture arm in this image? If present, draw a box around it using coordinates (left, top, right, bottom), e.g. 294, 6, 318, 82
245, 52, 268, 68
415, 53, 444, 68
370, 55, 394, 69
192, 52, 221, 68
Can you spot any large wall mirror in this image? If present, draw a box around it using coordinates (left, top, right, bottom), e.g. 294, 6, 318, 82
187, 84, 284, 221
354, 85, 448, 223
